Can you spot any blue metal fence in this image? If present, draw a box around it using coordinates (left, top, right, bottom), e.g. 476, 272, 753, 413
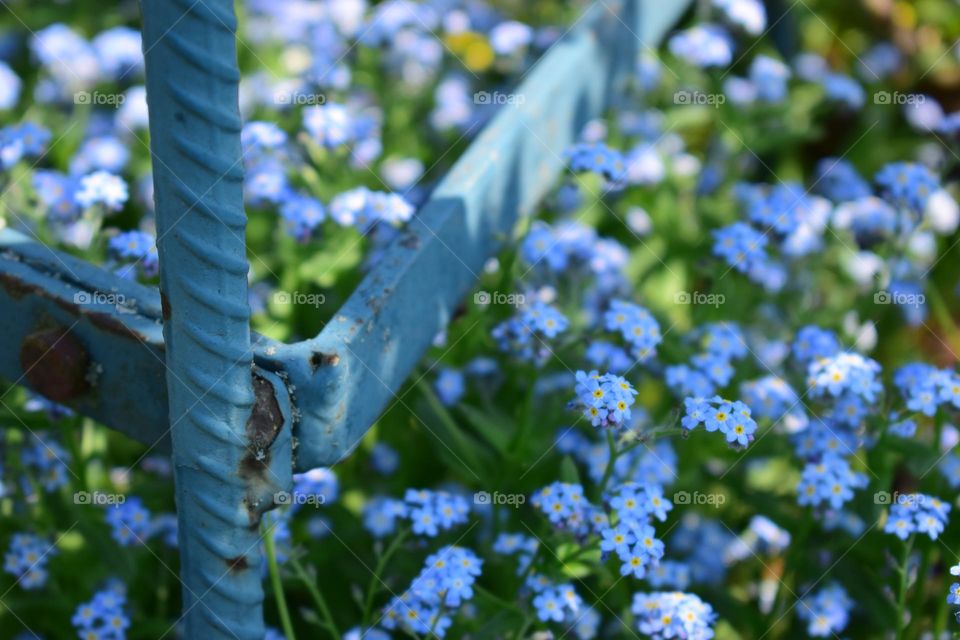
0, 0, 692, 635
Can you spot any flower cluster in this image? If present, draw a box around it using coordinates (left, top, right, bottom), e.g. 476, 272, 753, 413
401, 489, 471, 538
631, 591, 717, 640
601, 484, 669, 579
329, 187, 415, 231
883, 493, 950, 540
21, 433, 72, 492
894, 363, 960, 416
492, 302, 569, 364
603, 300, 662, 362
796, 455, 868, 510
72, 584, 130, 640
681, 396, 758, 447
565, 143, 626, 183
797, 583, 853, 637
531, 482, 603, 537
3, 533, 55, 589
382, 546, 482, 638
807, 352, 882, 402
105, 497, 152, 546
572, 370, 638, 428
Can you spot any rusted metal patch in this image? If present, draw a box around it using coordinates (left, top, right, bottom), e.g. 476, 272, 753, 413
19, 327, 90, 403
239, 373, 283, 478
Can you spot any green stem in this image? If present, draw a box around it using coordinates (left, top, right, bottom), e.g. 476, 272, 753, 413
927, 285, 960, 352
290, 556, 341, 639
362, 528, 409, 626
895, 536, 914, 640
598, 429, 619, 498
264, 524, 296, 640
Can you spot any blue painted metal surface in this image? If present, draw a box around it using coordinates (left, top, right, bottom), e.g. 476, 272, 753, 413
140, 0, 293, 637
266, 0, 695, 469
0, 0, 692, 635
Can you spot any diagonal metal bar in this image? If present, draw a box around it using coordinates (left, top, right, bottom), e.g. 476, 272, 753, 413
259, 0, 694, 468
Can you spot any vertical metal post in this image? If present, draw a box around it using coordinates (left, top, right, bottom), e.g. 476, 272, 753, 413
141, 0, 289, 637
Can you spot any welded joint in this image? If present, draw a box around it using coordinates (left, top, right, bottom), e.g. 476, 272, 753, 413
240, 368, 294, 526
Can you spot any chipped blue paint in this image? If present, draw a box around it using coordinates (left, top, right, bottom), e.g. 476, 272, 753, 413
0, 0, 692, 636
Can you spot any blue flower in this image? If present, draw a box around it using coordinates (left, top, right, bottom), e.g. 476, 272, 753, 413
821, 73, 865, 109
108, 230, 158, 276
631, 591, 717, 639
279, 192, 325, 241
303, 103, 355, 148
807, 352, 882, 402
565, 143, 626, 183
493, 303, 570, 364
883, 493, 950, 540
797, 583, 853, 636
792, 325, 841, 364
72, 583, 129, 640
875, 162, 939, 213
401, 489, 470, 537
796, 455, 867, 510
604, 300, 662, 362
3, 533, 55, 590
572, 370, 638, 428
330, 187, 414, 230
713, 0, 766, 35
370, 442, 399, 476
668, 24, 733, 68
712, 222, 769, 275
434, 368, 465, 406
682, 396, 757, 447
381, 546, 482, 638
362, 496, 407, 538
106, 497, 152, 546
75, 171, 128, 211
814, 157, 872, 203
749, 55, 791, 102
